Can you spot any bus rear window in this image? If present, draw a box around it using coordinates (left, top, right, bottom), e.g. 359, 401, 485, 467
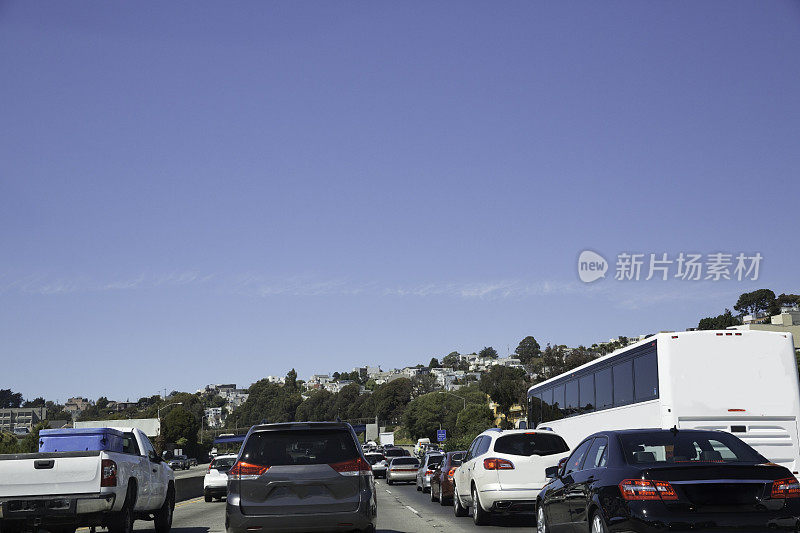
493, 433, 569, 457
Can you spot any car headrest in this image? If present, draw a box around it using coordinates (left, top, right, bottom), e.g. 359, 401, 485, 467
633, 451, 656, 463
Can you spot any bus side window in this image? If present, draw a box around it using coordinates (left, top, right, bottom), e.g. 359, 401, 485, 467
579, 374, 594, 413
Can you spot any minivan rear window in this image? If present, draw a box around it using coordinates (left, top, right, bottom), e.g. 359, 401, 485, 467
493, 433, 569, 457
241, 429, 358, 466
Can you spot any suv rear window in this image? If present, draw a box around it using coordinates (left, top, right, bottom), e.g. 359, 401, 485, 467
210, 456, 237, 471
384, 448, 405, 457
365, 454, 385, 465
494, 433, 569, 457
426, 455, 444, 466
241, 429, 358, 466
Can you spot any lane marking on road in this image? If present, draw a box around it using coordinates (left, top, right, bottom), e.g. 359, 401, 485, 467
405, 505, 420, 516
385, 490, 391, 493
176, 497, 204, 508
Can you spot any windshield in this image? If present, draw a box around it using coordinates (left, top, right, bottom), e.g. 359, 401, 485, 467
391, 458, 419, 466
241, 429, 358, 466
619, 431, 765, 465
365, 454, 385, 465
384, 449, 405, 457
210, 457, 236, 471
494, 433, 569, 457
426, 455, 444, 466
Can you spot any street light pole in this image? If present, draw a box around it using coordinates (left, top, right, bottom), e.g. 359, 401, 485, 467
157, 402, 183, 435
438, 391, 466, 411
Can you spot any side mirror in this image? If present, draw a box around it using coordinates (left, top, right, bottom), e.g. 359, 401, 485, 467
545, 466, 559, 479
149, 451, 161, 463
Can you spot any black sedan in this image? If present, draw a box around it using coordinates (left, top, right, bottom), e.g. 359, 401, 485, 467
537, 428, 800, 532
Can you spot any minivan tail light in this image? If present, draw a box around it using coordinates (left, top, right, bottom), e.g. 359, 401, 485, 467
483, 458, 514, 470
228, 461, 269, 480
101, 459, 117, 487
771, 477, 800, 498
330, 457, 372, 476
619, 479, 677, 501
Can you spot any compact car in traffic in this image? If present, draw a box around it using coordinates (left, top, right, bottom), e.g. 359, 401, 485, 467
386, 457, 420, 485
416, 451, 445, 493
168, 454, 190, 470
204, 453, 236, 501
225, 422, 377, 533
453, 428, 570, 525
430, 451, 466, 505
537, 429, 800, 532
365, 452, 387, 478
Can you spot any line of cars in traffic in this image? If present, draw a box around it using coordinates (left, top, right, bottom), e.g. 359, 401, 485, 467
363, 426, 800, 531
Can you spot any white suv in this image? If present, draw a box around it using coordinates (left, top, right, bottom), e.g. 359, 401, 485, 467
452, 428, 570, 525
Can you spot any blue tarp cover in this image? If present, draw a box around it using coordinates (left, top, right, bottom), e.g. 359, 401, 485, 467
39, 427, 125, 453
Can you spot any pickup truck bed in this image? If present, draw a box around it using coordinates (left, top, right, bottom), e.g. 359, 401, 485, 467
0, 428, 175, 533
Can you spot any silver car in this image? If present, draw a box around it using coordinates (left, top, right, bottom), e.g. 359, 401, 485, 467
416, 452, 445, 493
386, 457, 420, 485
225, 422, 377, 533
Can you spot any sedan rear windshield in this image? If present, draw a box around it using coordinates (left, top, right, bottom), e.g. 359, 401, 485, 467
210, 457, 237, 471
365, 454, 385, 465
391, 458, 419, 466
494, 433, 569, 457
426, 455, 444, 466
619, 431, 765, 465
241, 429, 358, 466
384, 449, 406, 457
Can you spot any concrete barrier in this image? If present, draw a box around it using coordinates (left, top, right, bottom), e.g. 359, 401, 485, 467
174, 470, 206, 502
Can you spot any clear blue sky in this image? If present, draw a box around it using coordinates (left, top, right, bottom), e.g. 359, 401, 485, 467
2, 2, 799, 402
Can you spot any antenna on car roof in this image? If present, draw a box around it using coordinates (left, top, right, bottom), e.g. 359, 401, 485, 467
670, 425, 679, 436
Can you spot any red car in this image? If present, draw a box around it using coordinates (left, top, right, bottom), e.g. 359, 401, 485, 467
430, 451, 466, 505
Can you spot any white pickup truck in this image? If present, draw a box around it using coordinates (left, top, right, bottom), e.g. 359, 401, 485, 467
0, 427, 174, 533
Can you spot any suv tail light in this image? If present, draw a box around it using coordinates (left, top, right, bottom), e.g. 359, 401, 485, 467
330, 457, 372, 476
101, 459, 117, 487
619, 479, 678, 501
772, 477, 800, 498
228, 461, 269, 480
426, 469, 434, 476
483, 458, 514, 470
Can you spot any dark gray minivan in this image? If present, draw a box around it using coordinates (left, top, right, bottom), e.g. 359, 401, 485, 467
225, 422, 377, 533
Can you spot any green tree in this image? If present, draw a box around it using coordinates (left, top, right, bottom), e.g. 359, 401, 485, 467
226, 380, 302, 428
514, 336, 542, 365
479, 366, 527, 424
23, 397, 46, 408
402, 393, 464, 441
295, 390, 335, 421
411, 374, 439, 397
372, 378, 413, 424
96, 397, 109, 410
564, 346, 597, 371
162, 406, 200, 452
478, 346, 499, 359
734, 289, 776, 317
441, 351, 461, 368
428, 357, 441, 369
285, 369, 299, 393
698, 309, 740, 330
0, 389, 23, 409
21, 421, 51, 453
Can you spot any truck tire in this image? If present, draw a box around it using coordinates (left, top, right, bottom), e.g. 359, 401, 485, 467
108, 483, 136, 533
154, 485, 175, 533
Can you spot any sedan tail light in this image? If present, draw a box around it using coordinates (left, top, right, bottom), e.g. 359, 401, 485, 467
425, 469, 434, 476
228, 461, 269, 480
618, 479, 677, 501
483, 458, 514, 470
772, 477, 800, 498
101, 459, 117, 487
330, 457, 372, 476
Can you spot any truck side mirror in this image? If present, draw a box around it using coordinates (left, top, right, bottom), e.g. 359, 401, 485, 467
545, 466, 559, 479
149, 450, 161, 463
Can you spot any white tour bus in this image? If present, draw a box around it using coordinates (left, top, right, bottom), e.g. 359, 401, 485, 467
527, 330, 800, 474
